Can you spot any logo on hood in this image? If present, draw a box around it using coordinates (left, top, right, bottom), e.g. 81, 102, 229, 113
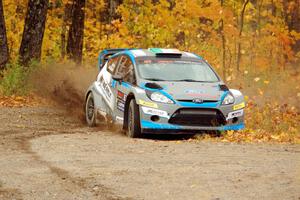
192, 98, 204, 103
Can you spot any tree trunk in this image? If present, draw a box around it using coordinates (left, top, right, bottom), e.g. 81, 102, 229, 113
236, 0, 249, 72
0, 0, 9, 70
66, 0, 86, 64
19, 0, 49, 66
219, 0, 226, 80
285, 0, 300, 53
100, 0, 122, 24
61, 3, 72, 59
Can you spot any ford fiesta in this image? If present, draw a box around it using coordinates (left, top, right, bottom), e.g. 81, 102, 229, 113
85, 48, 245, 137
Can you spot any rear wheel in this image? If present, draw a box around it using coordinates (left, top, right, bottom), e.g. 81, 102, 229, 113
85, 92, 96, 127
127, 99, 142, 138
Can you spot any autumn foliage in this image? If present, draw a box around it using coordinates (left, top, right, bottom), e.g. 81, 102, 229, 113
2, 0, 300, 70
0, 0, 300, 143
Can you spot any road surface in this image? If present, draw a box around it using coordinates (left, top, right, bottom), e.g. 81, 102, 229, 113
0, 106, 299, 200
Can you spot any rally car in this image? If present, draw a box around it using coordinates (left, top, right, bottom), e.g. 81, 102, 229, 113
85, 48, 245, 137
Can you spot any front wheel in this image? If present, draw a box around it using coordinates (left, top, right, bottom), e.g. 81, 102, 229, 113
127, 99, 142, 138
85, 92, 96, 127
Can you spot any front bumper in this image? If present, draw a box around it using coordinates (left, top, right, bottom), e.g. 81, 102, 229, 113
141, 120, 244, 134
138, 100, 245, 134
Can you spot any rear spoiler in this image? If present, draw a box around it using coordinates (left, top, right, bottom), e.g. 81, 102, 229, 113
97, 48, 128, 70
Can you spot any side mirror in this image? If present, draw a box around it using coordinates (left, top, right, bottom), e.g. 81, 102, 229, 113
112, 74, 123, 82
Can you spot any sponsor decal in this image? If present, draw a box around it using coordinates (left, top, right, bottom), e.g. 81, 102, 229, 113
117, 90, 126, 100
157, 60, 174, 63
116, 116, 124, 122
138, 100, 158, 108
139, 60, 201, 65
141, 106, 169, 119
116, 91, 127, 112
185, 89, 219, 99
117, 100, 125, 111
131, 49, 147, 57
233, 102, 245, 110
226, 109, 244, 120
185, 89, 205, 94
100, 76, 113, 102
149, 48, 181, 54
143, 60, 152, 64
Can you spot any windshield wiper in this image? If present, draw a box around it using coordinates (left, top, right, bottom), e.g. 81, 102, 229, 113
145, 78, 166, 81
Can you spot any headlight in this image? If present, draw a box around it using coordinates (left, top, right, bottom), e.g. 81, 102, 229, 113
148, 92, 174, 104
222, 93, 235, 105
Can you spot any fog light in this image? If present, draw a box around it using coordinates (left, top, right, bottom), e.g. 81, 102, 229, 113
151, 115, 160, 122
232, 117, 238, 124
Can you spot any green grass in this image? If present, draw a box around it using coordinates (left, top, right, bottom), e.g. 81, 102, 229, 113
0, 61, 38, 96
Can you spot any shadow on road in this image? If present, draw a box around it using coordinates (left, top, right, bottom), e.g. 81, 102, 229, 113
142, 134, 195, 141
141, 131, 222, 141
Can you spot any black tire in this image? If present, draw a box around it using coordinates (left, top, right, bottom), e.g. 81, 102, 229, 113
126, 99, 142, 138
85, 92, 96, 127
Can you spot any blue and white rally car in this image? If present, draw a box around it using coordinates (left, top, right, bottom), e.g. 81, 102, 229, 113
85, 48, 245, 137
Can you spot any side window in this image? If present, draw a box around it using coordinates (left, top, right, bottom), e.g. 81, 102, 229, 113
107, 56, 119, 74
116, 56, 136, 85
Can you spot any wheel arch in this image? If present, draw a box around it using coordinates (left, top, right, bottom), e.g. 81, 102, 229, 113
123, 92, 136, 130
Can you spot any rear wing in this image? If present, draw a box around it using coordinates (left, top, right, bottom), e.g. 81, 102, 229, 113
97, 48, 128, 70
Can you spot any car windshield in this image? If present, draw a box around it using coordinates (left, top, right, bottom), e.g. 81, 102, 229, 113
137, 59, 219, 82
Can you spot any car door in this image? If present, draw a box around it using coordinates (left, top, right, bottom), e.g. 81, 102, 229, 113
113, 55, 136, 122
98, 55, 120, 115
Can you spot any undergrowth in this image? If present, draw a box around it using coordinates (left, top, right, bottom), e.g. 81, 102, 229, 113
195, 100, 300, 144
0, 61, 38, 96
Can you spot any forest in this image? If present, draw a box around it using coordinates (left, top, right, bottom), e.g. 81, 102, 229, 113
0, 0, 300, 143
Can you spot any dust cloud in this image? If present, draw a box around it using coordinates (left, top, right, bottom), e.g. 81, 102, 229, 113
29, 63, 97, 123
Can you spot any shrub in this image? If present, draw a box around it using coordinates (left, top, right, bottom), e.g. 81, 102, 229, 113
0, 61, 38, 96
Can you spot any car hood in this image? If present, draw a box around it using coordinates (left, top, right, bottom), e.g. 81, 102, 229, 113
144, 81, 224, 101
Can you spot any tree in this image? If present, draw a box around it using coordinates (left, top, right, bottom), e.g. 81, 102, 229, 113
0, 0, 9, 70
61, 2, 72, 59
283, 0, 300, 52
100, 0, 123, 24
236, 0, 249, 72
19, 0, 49, 65
66, 0, 86, 64
219, 0, 226, 80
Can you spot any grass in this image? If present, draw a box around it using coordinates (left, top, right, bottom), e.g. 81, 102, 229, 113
0, 60, 38, 96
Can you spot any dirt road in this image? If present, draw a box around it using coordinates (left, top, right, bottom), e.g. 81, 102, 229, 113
0, 106, 299, 200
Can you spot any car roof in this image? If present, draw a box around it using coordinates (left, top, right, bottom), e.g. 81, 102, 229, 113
127, 48, 202, 59
102, 48, 203, 60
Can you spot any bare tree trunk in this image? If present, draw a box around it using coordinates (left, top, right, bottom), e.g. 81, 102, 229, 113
284, 0, 300, 53
219, 0, 226, 80
66, 0, 86, 64
19, 0, 49, 66
100, 0, 123, 24
0, 0, 9, 70
236, 0, 249, 72
257, 0, 263, 36
61, 3, 72, 59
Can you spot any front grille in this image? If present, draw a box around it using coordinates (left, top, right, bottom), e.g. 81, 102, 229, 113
176, 99, 218, 103
168, 108, 226, 126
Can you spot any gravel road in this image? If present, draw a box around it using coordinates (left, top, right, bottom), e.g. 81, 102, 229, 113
0, 106, 299, 200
